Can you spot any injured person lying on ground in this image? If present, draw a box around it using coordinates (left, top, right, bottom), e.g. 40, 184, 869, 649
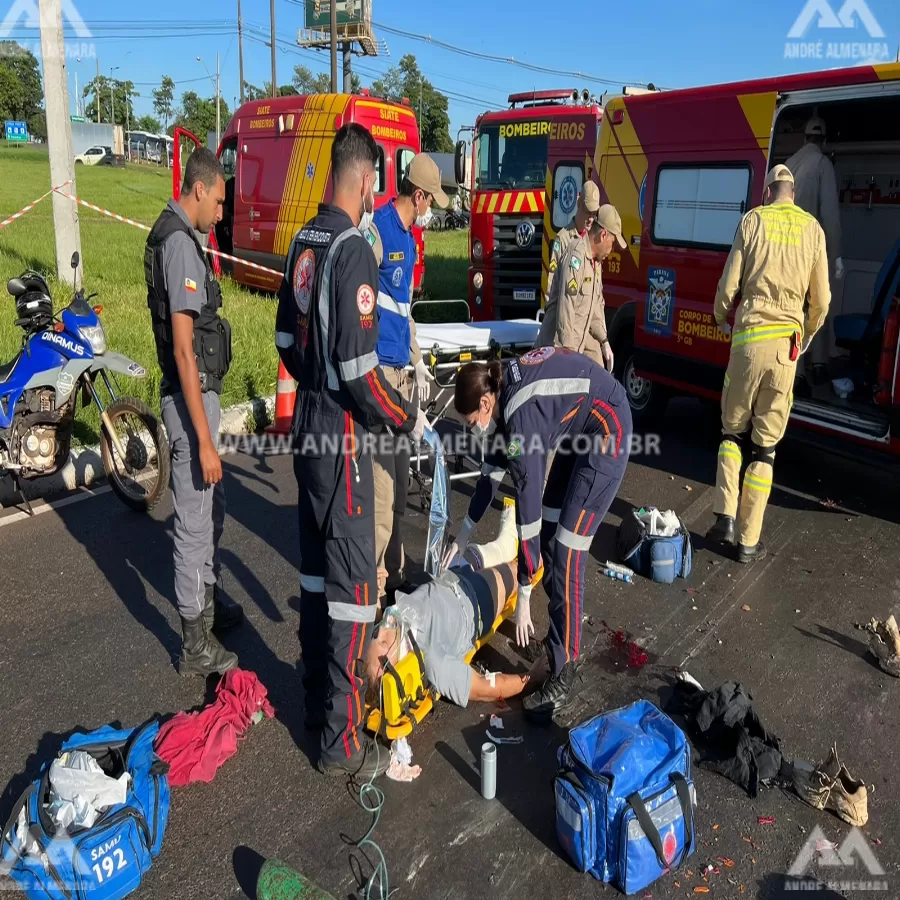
367, 504, 533, 707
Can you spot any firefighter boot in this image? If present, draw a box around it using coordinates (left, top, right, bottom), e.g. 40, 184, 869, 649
738, 457, 773, 563
319, 736, 390, 780
178, 616, 239, 677
711, 438, 742, 545
203, 584, 244, 634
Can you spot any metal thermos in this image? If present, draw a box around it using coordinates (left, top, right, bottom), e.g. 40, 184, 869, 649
481, 741, 497, 800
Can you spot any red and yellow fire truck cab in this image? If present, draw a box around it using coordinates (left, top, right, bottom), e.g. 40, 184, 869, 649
459, 90, 602, 320
593, 62, 900, 457
173, 90, 425, 294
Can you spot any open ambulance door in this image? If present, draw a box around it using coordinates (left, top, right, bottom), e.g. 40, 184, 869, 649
172, 126, 222, 277
767, 80, 900, 446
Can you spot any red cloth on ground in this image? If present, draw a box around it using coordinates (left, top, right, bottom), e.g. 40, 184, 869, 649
154, 668, 275, 786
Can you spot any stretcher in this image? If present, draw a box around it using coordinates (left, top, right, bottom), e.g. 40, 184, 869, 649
365, 561, 544, 740
406, 304, 541, 509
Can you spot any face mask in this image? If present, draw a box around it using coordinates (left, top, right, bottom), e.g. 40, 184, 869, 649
414, 193, 434, 229
358, 183, 375, 234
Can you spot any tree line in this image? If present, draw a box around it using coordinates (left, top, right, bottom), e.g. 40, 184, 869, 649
0, 46, 453, 152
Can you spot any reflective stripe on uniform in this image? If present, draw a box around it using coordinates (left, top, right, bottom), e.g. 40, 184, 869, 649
718, 441, 742, 462
743, 473, 773, 492
723, 373, 730, 389
732, 324, 798, 347
328, 601, 377, 623
300, 573, 325, 592
317, 227, 360, 391
557, 525, 594, 552
542, 506, 561, 523
376, 290, 410, 316
518, 519, 542, 541
504, 377, 592, 420
339, 350, 379, 381
275, 330, 294, 349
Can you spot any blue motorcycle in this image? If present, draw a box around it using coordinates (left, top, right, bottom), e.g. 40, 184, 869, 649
1, 253, 170, 513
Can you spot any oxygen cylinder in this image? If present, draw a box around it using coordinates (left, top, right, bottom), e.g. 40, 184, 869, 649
875, 299, 900, 406
256, 859, 338, 900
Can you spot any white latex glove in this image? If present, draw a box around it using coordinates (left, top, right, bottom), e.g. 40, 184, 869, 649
515, 582, 534, 648
601, 341, 614, 372
442, 517, 474, 571
411, 407, 428, 442
835, 257, 845, 280
414, 359, 434, 405
718, 321, 732, 337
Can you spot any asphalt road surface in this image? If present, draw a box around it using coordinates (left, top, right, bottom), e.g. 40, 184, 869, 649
1, 398, 898, 900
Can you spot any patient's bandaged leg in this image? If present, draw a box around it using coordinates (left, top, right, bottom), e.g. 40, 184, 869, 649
465, 504, 516, 570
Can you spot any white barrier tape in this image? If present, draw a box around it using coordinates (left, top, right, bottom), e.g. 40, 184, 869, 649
0, 180, 71, 230
52, 189, 285, 279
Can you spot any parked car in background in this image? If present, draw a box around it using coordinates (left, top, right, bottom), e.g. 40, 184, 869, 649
97, 147, 125, 167
74, 145, 108, 166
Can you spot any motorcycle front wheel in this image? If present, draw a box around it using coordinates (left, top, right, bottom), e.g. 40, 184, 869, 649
100, 397, 171, 513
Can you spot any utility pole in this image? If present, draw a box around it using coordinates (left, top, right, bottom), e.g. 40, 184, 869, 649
237, 0, 245, 105
215, 52, 221, 150
330, 0, 338, 92
342, 41, 351, 93
73, 71, 78, 116
269, 0, 277, 97
110, 66, 119, 126
95, 57, 100, 123
39, 0, 82, 287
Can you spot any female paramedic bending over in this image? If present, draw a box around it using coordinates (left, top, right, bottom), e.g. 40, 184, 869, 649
444, 348, 632, 723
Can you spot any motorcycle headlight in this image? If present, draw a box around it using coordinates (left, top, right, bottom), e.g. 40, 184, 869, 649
79, 322, 106, 355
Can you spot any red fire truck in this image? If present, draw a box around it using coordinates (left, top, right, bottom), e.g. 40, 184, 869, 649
455, 90, 603, 320
593, 61, 900, 457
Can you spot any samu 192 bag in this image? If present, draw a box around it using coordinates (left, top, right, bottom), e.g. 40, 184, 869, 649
0, 722, 170, 900
555, 700, 696, 895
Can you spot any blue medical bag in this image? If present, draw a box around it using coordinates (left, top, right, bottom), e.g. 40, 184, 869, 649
617, 507, 692, 584
555, 699, 696, 895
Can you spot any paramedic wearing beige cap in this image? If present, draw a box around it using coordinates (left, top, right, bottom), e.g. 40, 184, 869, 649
540, 204, 625, 371
785, 117, 843, 376
706, 165, 830, 563
541, 181, 601, 315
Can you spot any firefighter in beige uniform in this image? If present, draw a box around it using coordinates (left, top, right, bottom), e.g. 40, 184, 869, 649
706, 165, 831, 563
538, 182, 601, 345
542, 205, 625, 370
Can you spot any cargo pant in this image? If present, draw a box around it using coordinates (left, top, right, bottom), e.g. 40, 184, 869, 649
295, 415, 377, 766
372, 366, 414, 598
161, 390, 225, 620
540, 398, 632, 675
714, 337, 795, 547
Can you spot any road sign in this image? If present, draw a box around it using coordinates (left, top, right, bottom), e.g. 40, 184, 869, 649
70, 115, 85, 123
4, 121, 29, 142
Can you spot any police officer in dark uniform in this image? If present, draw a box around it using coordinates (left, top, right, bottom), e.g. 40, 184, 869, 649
145, 147, 243, 677
275, 124, 428, 778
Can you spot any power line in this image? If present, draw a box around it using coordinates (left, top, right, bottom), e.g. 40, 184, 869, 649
370, 19, 652, 89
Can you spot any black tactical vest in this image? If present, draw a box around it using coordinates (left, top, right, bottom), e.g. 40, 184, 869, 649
144, 206, 231, 395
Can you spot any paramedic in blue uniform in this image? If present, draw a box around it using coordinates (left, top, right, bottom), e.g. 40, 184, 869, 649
275, 123, 429, 779
366, 153, 447, 603
444, 348, 631, 722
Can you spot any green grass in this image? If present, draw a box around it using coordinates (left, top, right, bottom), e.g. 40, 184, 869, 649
0, 148, 469, 439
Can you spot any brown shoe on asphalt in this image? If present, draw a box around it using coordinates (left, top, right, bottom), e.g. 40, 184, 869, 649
865, 615, 900, 677
792, 745, 868, 827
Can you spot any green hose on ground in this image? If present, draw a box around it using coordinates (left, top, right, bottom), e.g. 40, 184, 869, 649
255, 859, 338, 900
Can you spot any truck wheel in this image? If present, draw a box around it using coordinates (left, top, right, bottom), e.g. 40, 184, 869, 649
615, 338, 669, 423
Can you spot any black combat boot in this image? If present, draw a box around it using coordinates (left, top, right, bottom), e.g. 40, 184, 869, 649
738, 541, 767, 564
203, 584, 244, 634
706, 514, 735, 546
319, 736, 390, 780
523, 661, 578, 724
178, 616, 239, 677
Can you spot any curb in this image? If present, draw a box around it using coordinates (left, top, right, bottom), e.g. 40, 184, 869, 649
0, 394, 276, 508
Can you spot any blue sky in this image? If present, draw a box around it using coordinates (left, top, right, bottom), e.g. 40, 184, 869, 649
7, 0, 900, 134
